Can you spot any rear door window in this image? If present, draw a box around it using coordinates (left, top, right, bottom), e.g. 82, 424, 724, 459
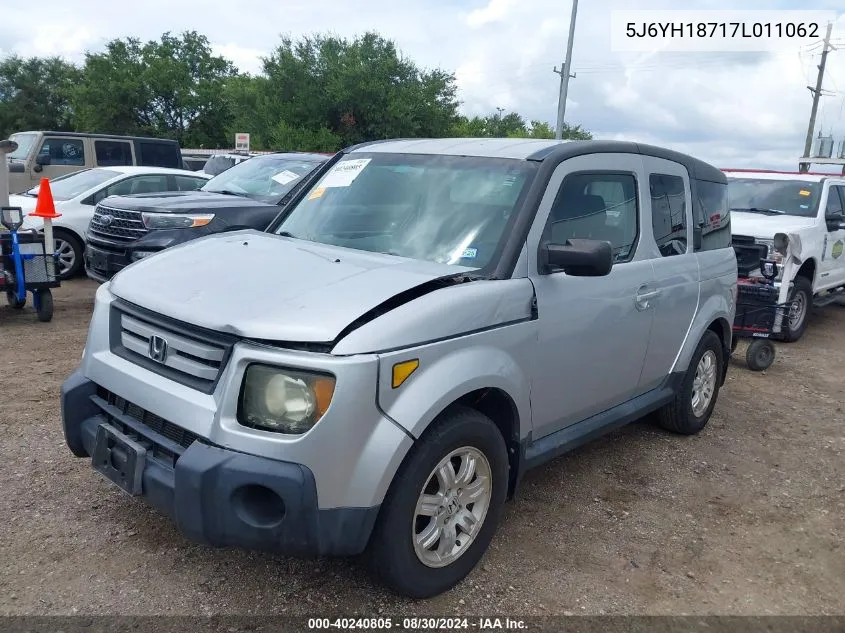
175, 175, 208, 191
95, 140, 133, 166
649, 173, 688, 257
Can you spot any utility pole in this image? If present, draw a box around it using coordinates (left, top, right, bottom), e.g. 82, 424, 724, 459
800, 21, 834, 173
554, 0, 578, 140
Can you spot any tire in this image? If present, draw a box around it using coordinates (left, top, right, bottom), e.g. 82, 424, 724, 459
35, 290, 53, 322
366, 406, 509, 598
656, 330, 724, 435
746, 339, 775, 372
782, 276, 812, 342
53, 229, 84, 280
730, 337, 738, 354
6, 290, 25, 309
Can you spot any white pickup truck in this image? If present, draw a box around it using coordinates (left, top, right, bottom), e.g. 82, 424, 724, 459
725, 169, 845, 342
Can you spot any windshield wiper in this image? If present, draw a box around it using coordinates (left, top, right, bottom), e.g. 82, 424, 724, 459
731, 207, 786, 215
277, 231, 299, 239
20, 191, 37, 197
208, 189, 246, 197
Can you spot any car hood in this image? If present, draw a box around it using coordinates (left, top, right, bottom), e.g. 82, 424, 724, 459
108, 231, 476, 343
100, 191, 277, 214
730, 212, 816, 239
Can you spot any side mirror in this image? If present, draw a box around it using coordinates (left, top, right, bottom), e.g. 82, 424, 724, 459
825, 212, 845, 232
539, 238, 613, 276
693, 226, 703, 251
35, 154, 51, 166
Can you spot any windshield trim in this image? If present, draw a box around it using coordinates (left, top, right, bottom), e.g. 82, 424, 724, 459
267, 151, 541, 279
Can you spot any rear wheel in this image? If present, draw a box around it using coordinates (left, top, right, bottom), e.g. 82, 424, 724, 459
782, 276, 811, 342
53, 229, 84, 280
656, 330, 723, 435
6, 290, 25, 309
366, 406, 508, 598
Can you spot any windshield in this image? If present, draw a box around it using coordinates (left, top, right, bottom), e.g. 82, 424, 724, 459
8, 133, 38, 161
202, 155, 323, 204
274, 153, 536, 270
203, 155, 240, 176
24, 168, 120, 201
727, 178, 821, 217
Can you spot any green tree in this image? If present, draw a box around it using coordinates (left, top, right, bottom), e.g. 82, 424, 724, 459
231, 32, 461, 151
73, 31, 236, 146
0, 56, 81, 138
451, 110, 591, 140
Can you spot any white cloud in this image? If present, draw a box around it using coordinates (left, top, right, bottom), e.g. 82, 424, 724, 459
465, 0, 516, 29
1, 0, 844, 170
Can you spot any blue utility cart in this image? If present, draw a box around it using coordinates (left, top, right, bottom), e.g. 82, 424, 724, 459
1, 206, 59, 322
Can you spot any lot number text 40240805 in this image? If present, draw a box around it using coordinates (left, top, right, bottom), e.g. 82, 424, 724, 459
307, 616, 528, 630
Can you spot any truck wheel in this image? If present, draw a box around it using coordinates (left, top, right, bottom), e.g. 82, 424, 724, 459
656, 330, 723, 435
366, 406, 508, 598
782, 276, 811, 342
746, 339, 775, 372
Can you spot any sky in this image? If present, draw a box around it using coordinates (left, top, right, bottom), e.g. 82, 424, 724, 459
1, 0, 844, 171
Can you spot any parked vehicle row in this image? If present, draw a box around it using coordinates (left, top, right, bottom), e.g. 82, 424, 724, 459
60, 137, 737, 599
83, 152, 328, 281
7, 131, 183, 193
725, 169, 845, 342
8, 167, 211, 279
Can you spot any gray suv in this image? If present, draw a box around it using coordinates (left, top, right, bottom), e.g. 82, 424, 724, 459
61, 138, 737, 598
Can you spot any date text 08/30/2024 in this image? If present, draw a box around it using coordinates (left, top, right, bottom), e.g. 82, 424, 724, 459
307, 617, 528, 630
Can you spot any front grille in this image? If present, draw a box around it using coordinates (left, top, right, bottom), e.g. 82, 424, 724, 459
109, 300, 235, 393
89, 204, 149, 243
732, 234, 769, 277
94, 387, 200, 467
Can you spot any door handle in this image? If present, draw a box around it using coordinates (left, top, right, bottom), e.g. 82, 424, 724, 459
635, 286, 661, 310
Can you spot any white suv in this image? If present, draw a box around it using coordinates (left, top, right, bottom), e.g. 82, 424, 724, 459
726, 169, 845, 342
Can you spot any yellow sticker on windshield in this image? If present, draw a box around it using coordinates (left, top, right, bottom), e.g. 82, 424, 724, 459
799, 189, 811, 196
308, 187, 326, 200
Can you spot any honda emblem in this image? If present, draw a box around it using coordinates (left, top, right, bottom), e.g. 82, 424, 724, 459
148, 335, 168, 363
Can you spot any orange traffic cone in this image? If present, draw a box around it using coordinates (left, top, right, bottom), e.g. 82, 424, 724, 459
29, 178, 62, 219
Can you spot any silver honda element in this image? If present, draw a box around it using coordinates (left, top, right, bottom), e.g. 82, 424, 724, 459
61, 138, 737, 598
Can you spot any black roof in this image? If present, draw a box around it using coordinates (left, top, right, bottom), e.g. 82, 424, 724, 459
525, 140, 727, 184
12, 131, 179, 144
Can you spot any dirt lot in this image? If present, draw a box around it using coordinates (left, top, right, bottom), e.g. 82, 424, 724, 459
0, 278, 843, 617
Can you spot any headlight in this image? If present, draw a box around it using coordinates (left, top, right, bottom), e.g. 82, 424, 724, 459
141, 212, 214, 229
238, 364, 335, 435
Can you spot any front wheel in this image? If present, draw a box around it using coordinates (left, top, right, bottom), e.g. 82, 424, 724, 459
656, 330, 724, 435
6, 290, 25, 309
35, 289, 53, 322
366, 406, 509, 598
746, 339, 775, 372
782, 276, 812, 342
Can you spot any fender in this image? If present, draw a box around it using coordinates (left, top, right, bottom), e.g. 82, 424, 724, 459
375, 324, 536, 442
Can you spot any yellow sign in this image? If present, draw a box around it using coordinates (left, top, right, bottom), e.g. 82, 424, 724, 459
798, 189, 811, 197
308, 187, 326, 200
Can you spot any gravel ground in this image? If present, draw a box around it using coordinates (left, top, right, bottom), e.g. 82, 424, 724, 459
0, 278, 843, 617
